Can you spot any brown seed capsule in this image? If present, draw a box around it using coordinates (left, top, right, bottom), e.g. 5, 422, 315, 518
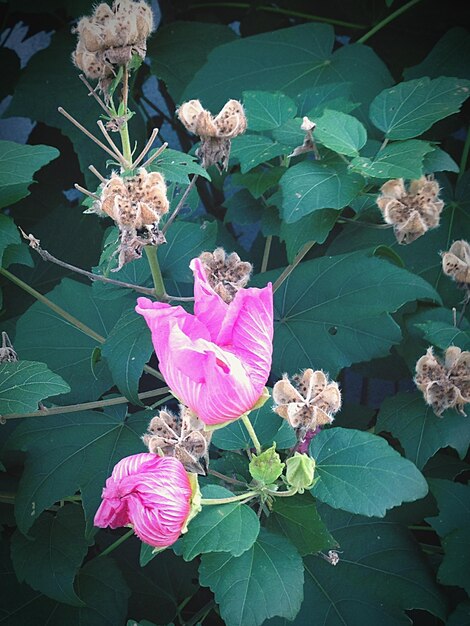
143, 406, 211, 474
442, 240, 470, 286
199, 247, 252, 303
377, 176, 444, 244
415, 346, 470, 416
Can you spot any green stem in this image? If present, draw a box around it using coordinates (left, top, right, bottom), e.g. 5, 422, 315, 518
185, 600, 216, 626
458, 126, 470, 180
144, 246, 166, 298
119, 65, 132, 167
357, 0, 423, 44
272, 242, 314, 293
408, 525, 435, 531
266, 487, 298, 498
260, 235, 272, 274
99, 528, 134, 557
201, 491, 258, 505
188, 3, 367, 29
3, 387, 170, 420
241, 413, 262, 454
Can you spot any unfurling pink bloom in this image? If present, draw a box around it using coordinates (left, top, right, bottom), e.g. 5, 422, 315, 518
94, 453, 192, 548
136, 258, 273, 426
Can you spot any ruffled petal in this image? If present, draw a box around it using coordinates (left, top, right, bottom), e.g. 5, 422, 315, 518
190, 258, 228, 341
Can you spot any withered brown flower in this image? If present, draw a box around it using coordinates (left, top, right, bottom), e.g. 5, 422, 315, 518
177, 99, 247, 171
272, 369, 341, 440
376, 176, 444, 244
288, 116, 320, 159
442, 240, 470, 288
143, 406, 211, 475
415, 346, 470, 416
198, 248, 252, 303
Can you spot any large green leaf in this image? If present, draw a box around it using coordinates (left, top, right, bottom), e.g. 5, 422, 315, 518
426, 479, 470, 537
269, 503, 445, 625
0, 360, 70, 416
199, 528, 304, 626
315, 110, 367, 156
280, 209, 339, 262
279, 159, 364, 223
351, 139, 434, 179
243, 91, 296, 131
0, 215, 21, 266
404, 27, 470, 81
13, 279, 132, 404
369, 77, 470, 140
10, 505, 91, 606
6, 409, 149, 535
183, 24, 392, 126
230, 134, 286, 173
177, 485, 260, 561
447, 601, 470, 626
297, 82, 356, 117
148, 21, 236, 103
376, 392, 470, 470
438, 526, 470, 594
148, 148, 209, 184
414, 320, 470, 350
310, 428, 429, 517
101, 311, 154, 406
266, 492, 337, 556
256, 252, 439, 377
0, 141, 59, 209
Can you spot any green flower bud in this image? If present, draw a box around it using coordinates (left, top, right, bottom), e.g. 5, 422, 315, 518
285, 452, 316, 493
249, 444, 284, 485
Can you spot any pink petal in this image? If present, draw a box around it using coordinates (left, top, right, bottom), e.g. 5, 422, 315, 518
190, 258, 228, 341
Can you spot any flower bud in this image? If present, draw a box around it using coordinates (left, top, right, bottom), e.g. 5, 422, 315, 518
285, 452, 316, 493
249, 445, 284, 485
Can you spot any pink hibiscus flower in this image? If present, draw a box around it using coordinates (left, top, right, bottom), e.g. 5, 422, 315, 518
136, 257, 273, 426
94, 453, 192, 548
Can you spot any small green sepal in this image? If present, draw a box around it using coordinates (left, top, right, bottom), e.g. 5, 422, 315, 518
285, 452, 316, 493
249, 444, 285, 485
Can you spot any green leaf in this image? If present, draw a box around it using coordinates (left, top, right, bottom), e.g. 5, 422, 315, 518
11, 505, 91, 606
423, 146, 459, 174
350, 140, 434, 179
280, 209, 339, 262
230, 134, 286, 173
1, 547, 130, 626
256, 252, 439, 377
243, 91, 296, 131
101, 311, 154, 406
297, 82, 356, 117
6, 409, 149, 535
377, 392, 470, 470
147, 148, 209, 184
0, 360, 70, 415
148, 21, 236, 103
224, 189, 263, 225
280, 503, 446, 625
160, 220, 217, 282
183, 24, 392, 126
266, 492, 337, 556
370, 77, 470, 140
315, 110, 367, 156
310, 428, 429, 517
279, 159, 364, 223
178, 485, 260, 561
414, 320, 470, 351
426, 479, 470, 537
438, 526, 470, 594
212, 394, 291, 450
13, 279, 131, 404
404, 27, 470, 81
199, 528, 304, 626
231, 167, 284, 199
0, 214, 21, 265
0, 140, 59, 209
447, 600, 470, 626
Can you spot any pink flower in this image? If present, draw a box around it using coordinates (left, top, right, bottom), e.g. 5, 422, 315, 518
136, 258, 273, 426
94, 453, 192, 548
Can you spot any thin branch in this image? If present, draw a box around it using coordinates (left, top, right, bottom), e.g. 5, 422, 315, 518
140, 142, 168, 169
88, 164, 107, 183
208, 469, 247, 487
97, 120, 127, 165
338, 216, 392, 229
132, 128, 159, 168
261, 235, 272, 274
165, 293, 195, 302
2, 388, 170, 420
74, 183, 100, 201
162, 175, 199, 235
58, 106, 124, 165
79, 73, 112, 116
357, 0, 423, 44
273, 242, 314, 293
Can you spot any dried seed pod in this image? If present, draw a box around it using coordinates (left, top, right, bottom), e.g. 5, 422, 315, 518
273, 369, 341, 442
198, 247, 252, 303
0, 332, 18, 363
415, 346, 470, 416
442, 240, 470, 286
288, 116, 320, 159
143, 406, 211, 474
377, 176, 444, 244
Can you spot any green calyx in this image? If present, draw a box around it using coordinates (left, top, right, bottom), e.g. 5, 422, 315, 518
285, 452, 316, 493
249, 444, 285, 485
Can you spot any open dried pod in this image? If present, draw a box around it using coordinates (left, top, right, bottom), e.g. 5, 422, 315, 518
415, 346, 470, 416
442, 240, 470, 287
198, 248, 252, 303
377, 176, 444, 244
288, 116, 320, 159
273, 369, 341, 442
177, 99, 246, 170
0, 332, 18, 363
143, 406, 211, 475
